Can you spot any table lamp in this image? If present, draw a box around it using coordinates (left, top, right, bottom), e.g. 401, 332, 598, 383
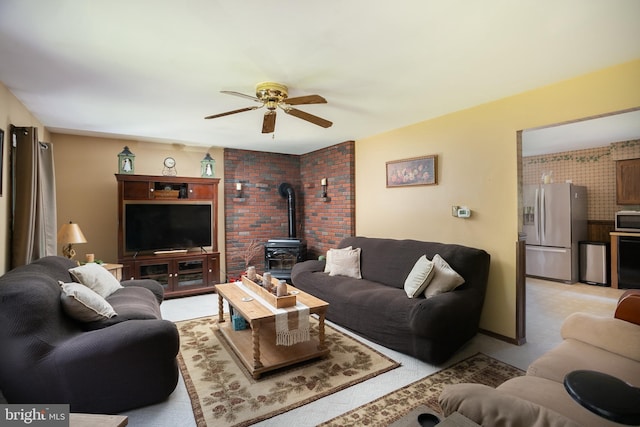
57, 221, 87, 260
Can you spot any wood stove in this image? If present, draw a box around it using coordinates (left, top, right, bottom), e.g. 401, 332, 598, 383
264, 183, 307, 282
265, 238, 307, 282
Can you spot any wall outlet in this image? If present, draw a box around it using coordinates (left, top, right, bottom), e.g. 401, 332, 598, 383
451, 206, 459, 217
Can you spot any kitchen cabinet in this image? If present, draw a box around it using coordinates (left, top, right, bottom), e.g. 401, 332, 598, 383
616, 158, 640, 204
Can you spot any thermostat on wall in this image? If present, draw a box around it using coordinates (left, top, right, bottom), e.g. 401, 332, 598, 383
457, 207, 471, 218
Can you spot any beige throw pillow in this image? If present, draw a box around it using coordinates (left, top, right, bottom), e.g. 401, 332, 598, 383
404, 255, 436, 298
324, 246, 353, 273
423, 254, 465, 298
328, 247, 362, 279
69, 263, 123, 298
59, 281, 117, 322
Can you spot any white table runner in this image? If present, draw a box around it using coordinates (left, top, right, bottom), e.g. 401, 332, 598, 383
234, 281, 310, 346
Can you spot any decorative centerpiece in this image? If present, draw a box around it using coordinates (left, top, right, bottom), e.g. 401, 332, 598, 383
241, 274, 296, 308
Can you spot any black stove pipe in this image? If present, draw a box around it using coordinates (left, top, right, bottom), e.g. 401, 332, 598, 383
278, 183, 296, 238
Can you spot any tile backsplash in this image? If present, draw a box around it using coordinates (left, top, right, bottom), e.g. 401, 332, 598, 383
523, 140, 640, 221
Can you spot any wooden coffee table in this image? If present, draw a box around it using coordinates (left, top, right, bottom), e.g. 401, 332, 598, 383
215, 282, 330, 379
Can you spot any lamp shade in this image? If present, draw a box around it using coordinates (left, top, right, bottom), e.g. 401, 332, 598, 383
57, 222, 87, 245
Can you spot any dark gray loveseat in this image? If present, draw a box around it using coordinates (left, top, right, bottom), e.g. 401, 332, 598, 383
291, 237, 490, 364
0, 256, 179, 413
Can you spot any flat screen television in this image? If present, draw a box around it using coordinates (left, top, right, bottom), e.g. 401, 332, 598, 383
124, 202, 212, 254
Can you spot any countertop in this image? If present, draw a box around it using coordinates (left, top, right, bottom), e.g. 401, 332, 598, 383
610, 231, 640, 237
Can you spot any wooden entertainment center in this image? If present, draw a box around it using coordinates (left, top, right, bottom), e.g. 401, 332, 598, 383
116, 174, 220, 298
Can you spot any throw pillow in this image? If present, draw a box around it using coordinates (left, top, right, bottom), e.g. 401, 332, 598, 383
328, 247, 362, 279
404, 255, 436, 298
59, 281, 117, 322
324, 246, 353, 273
69, 263, 123, 298
423, 254, 465, 298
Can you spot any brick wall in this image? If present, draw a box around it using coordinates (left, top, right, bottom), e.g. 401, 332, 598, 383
301, 141, 356, 259
224, 149, 301, 280
223, 141, 355, 280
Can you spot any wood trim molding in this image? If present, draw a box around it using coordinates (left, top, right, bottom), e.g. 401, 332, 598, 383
515, 232, 527, 345
479, 328, 522, 346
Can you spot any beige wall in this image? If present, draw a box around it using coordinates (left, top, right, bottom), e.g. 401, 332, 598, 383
0, 82, 50, 273
355, 59, 640, 339
51, 134, 226, 275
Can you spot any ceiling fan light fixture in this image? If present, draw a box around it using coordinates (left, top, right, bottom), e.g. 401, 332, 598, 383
256, 82, 288, 102
266, 99, 279, 110
205, 81, 332, 132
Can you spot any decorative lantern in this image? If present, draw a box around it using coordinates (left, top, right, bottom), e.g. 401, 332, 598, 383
201, 153, 215, 178
118, 146, 135, 174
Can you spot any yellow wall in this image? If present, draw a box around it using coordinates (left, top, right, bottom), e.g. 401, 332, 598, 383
355, 59, 640, 338
0, 82, 50, 273
51, 134, 226, 275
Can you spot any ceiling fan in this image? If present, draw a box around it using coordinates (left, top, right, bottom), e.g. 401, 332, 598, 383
204, 82, 333, 134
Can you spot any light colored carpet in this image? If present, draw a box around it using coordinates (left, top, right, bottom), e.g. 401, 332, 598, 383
176, 315, 400, 427
319, 353, 525, 427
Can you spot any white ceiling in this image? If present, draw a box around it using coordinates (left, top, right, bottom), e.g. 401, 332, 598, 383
1, 0, 639, 155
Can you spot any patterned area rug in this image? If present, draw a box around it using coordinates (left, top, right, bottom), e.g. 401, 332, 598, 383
320, 353, 525, 427
176, 315, 400, 427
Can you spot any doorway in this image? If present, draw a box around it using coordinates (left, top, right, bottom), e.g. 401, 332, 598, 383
515, 107, 640, 344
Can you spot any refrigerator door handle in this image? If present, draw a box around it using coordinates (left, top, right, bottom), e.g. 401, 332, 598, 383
527, 246, 568, 254
540, 187, 546, 244
534, 188, 540, 242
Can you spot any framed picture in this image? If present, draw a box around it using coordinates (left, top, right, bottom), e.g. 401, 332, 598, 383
0, 128, 4, 196
386, 154, 437, 187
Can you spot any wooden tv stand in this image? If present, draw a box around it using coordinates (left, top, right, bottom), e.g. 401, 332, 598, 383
116, 174, 221, 298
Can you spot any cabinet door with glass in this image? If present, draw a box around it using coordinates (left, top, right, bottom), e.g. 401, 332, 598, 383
133, 254, 214, 297
175, 258, 206, 291
136, 259, 172, 289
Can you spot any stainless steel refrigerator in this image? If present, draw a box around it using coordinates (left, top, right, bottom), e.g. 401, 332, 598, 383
524, 183, 587, 283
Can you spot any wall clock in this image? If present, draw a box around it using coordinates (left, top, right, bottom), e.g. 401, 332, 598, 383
162, 157, 177, 176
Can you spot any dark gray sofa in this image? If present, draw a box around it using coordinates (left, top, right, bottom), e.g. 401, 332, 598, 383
0, 256, 179, 413
291, 236, 490, 364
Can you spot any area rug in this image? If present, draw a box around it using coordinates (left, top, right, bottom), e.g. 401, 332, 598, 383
319, 353, 525, 427
176, 315, 400, 427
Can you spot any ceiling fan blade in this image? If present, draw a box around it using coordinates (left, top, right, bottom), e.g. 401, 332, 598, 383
204, 106, 258, 120
284, 94, 327, 105
262, 111, 276, 133
221, 90, 262, 103
284, 107, 333, 128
